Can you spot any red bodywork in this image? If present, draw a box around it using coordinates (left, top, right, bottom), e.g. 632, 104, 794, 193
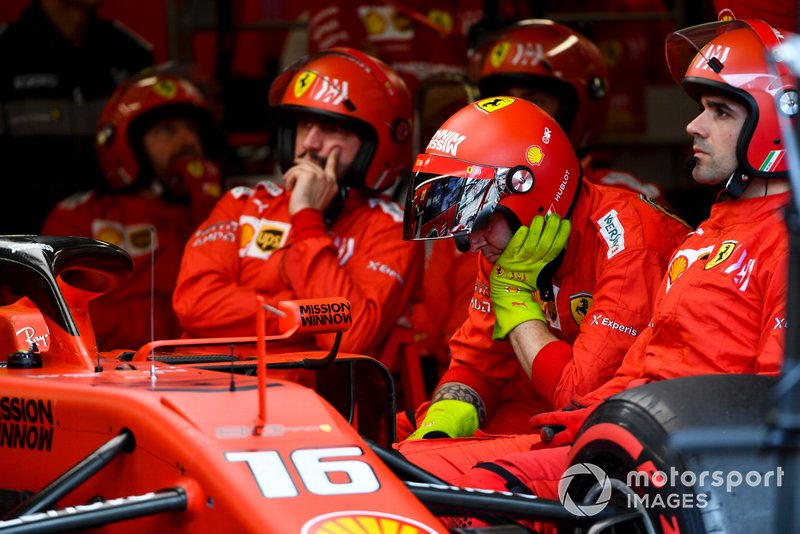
0, 236, 446, 533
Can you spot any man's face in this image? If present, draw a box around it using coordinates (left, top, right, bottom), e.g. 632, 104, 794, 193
142, 117, 204, 181
294, 117, 363, 179
467, 213, 514, 263
686, 94, 747, 186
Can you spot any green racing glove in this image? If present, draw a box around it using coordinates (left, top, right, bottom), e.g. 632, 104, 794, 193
490, 214, 571, 340
406, 399, 479, 440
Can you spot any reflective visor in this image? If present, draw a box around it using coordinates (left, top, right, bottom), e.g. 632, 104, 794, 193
403, 154, 504, 240
665, 20, 751, 87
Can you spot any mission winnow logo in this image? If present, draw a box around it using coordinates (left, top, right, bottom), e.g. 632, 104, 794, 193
298, 302, 352, 327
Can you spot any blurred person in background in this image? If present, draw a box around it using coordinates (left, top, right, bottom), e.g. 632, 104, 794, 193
0, 0, 153, 233
42, 68, 223, 350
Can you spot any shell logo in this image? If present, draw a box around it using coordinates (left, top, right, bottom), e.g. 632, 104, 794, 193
668, 255, 688, 283
239, 223, 255, 248
153, 79, 177, 99
294, 71, 317, 98
526, 145, 544, 167
490, 41, 511, 68
363, 11, 387, 35
95, 227, 124, 246
301, 511, 440, 534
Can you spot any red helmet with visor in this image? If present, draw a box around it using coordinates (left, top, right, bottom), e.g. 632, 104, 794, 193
269, 47, 413, 192
472, 20, 609, 152
666, 19, 798, 193
403, 97, 581, 247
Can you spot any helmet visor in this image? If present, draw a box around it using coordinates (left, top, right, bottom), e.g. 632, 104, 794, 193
403, 154, 511, 241
665, 20, 755, 87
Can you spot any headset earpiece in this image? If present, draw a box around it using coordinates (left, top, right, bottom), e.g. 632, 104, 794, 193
390, 117, 410, 143
588, 76, 607, 100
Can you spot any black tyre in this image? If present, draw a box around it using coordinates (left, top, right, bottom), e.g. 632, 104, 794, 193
561, 375, 780, 534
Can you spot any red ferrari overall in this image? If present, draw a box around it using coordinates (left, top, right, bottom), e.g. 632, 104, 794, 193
173, 181, 423, 355
400, 192, 788, 492
399, 179, 689, 438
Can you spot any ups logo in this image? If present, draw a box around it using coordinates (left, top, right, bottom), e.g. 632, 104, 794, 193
129, 228, 153, 250
256, 227, 285, 252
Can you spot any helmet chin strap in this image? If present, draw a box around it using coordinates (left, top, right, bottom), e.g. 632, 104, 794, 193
724, 168, 750, 199
323, 186, 348, 227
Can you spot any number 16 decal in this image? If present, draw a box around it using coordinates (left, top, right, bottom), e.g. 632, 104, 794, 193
225, 446, 380, 498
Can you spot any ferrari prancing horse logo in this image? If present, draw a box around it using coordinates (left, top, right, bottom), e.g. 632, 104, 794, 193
294, 71, 317, 98
705, 240, 737, 270
475, 96, 515, 113
570, 293, 593, 325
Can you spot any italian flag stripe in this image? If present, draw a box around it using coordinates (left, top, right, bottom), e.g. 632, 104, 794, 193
760, 150, 785, 172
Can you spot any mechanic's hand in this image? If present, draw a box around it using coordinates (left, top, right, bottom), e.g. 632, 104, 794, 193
285, 148, 340, 215
490, 214, 571, 340
529, 404, 597, 448
406, 399, 479, 441
497, 214, 571, 290
166, 157, 223, 223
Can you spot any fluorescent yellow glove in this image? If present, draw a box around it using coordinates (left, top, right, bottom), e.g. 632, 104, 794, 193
491, 214, 571, 340
406, 399, 479, 440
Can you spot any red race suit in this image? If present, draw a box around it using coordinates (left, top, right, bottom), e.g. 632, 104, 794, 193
42, 191, 196, 350
401, 180, 689, 438
173, 181, 424, 355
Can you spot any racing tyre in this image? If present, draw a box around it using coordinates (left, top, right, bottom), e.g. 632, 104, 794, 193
561, 374, 779, 534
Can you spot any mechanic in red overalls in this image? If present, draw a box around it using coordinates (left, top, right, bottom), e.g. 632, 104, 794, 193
398, 93, 689, 443
398, 19, 790, 508
173, 48, 423, 356
400, 19, 673, 416
42, 68, 224, 350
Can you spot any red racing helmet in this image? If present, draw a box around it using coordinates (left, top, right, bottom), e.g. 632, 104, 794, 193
269, 47, 413, 192
666, 19, 798, 191
403, 97, 581, 244
472, 20, 610, 152
96, 70, 217, 190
